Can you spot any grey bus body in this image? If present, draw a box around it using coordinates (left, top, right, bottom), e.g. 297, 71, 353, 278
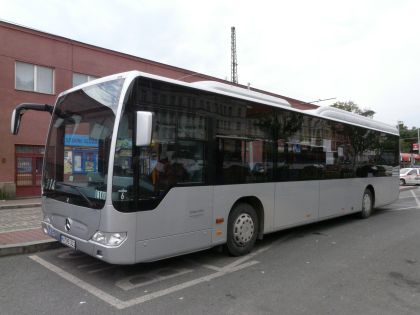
12, 71, 400, 264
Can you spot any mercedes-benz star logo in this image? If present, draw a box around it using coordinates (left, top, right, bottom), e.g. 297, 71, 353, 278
65, 218, 71, 232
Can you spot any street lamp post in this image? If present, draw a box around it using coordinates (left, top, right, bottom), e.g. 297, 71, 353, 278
397, 121, 403, 165
417, 128, 420, 166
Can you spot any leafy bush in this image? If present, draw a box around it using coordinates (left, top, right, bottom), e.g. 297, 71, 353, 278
0, 188, 10, 200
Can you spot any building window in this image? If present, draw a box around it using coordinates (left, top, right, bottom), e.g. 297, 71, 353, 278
15, 61, 54, 94
73, 73, 98, 87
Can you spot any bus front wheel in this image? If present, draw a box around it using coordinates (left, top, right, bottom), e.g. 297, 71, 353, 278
225, 203, 259, 256
359, 188, 373, 219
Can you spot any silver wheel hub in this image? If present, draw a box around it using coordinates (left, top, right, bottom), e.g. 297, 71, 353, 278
363, 194, 371, 212
233, 213, 255, 247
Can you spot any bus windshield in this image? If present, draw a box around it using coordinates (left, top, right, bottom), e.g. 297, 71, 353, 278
42, 78, 125, 209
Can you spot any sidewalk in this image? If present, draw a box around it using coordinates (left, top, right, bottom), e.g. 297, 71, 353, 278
0, 197, 60, 257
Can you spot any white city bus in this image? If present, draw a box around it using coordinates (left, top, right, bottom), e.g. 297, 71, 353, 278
11, 71, 399, 264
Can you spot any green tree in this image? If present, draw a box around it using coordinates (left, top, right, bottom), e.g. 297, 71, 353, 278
331, 101, 375, 118
398, 122, 419, 153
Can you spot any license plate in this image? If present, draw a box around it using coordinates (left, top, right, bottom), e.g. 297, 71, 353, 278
60, 235, 76, 250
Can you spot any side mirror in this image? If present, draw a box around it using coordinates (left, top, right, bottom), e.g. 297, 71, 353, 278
10, 108, 21, 135
11, 103, 54, 135
136, 111, 153, 146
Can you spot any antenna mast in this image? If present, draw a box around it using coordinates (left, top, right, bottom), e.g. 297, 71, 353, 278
231, 26, 238, 84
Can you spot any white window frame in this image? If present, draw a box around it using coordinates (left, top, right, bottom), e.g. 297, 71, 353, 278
15, 61, 55, 94
72, 73, 98, 87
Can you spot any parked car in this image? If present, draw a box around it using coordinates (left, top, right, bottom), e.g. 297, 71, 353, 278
400, 168, 420, 185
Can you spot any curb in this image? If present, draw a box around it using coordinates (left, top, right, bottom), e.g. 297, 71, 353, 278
0, 203, 42, 210
0, 239, 61, 257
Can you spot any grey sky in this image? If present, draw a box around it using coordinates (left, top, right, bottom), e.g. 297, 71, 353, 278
1, 0, 419, 128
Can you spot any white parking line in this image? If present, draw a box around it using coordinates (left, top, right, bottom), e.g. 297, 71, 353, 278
29, 255, 125, 309
183, 259, 222, 272
116, 268, 194, 291
119, 260, 259, 309
224, 246, 270, 269
411, 189, 420, 207
29, 247, 266, 310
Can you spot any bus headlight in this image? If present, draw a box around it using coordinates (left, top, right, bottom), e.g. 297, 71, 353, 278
42, 215, 51, 235
43, 215, 51, 224
91, 231, 127, 246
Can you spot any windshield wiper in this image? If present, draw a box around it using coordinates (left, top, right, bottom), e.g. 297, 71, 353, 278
56, 182, 95, 208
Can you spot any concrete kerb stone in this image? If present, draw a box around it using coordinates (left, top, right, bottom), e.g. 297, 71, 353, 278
0, 239, 61, 257
0, 202, 42, 211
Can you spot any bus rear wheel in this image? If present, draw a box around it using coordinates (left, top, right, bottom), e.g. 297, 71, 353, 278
359, 188, 373, 219
225, 203, 258, 256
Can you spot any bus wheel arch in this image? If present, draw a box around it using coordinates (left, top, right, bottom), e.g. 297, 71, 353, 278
359, 185, 375, 219
224, 197, 264, 256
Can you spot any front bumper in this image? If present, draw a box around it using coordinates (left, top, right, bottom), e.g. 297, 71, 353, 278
41, 221, 135, 264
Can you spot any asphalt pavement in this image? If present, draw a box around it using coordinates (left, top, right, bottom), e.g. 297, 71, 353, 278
1, 186, 420, 314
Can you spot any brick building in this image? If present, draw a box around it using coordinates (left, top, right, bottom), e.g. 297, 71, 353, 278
0, 20, 317, 197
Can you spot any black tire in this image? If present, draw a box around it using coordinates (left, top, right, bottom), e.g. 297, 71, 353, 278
225, 203, 258, 256
400, 179, 405, 186
359, 189, 373, 219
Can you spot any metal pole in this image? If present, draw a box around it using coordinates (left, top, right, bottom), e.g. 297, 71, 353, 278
418, 128, 420, 165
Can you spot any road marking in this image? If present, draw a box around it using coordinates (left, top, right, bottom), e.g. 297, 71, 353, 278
382, 191, 420, 212
224, 245, 270, 269
410, 189, 420, 207
119, 260, 259, 309
116, 268, 194, 291
29, 255, 125, 309
29, 247, 266, 310
183, 259, 222, 272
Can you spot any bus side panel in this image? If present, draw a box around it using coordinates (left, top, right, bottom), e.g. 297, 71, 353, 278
319, 177, 399, 219
135, 230, 212, 262
212, 183, 275, 245
273, 181, 319, 230
370, 177, 399, 208
318, 179, 362, 219
135, 186, 213, 262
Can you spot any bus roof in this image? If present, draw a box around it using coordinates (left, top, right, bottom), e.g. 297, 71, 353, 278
306, 106, 399, 135
63, 70, 399, 136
